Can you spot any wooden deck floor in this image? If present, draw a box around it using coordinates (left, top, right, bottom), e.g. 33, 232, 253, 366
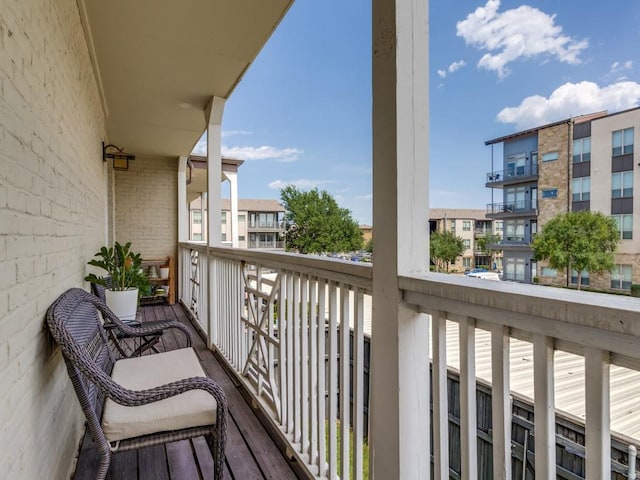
73, 303, 301, 480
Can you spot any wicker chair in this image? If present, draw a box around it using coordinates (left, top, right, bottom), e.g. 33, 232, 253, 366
46, 288, 227, 480
90, 279, 192, 357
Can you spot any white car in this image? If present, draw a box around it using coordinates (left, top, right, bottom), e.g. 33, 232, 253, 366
466, 271, 501, 281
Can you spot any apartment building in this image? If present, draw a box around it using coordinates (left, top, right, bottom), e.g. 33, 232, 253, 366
485, 107, 640, 291
429, 208, 503, 272
190, 197, 285, 249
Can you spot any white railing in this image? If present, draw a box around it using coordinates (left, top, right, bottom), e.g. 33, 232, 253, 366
179, 243, 372, 479
400, 273, 640, 480
178, 243, 640, 479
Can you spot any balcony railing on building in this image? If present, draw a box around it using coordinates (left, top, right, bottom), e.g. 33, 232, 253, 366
486, 163, 538, 187
177, 242, 640, 479
487, 200, 537, 217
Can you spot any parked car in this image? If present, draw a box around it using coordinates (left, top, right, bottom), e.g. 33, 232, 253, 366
464, 267, 488, 275
466, 271, 501, 281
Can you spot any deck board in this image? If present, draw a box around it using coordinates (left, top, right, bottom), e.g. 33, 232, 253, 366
73, 302, 300, 480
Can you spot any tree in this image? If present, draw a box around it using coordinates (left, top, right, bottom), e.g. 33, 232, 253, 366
532, 211, 619, 290
280, 186, 363, 254
364, 237, 373, 253
430, 231, 464, 272
475, 233, 502, 270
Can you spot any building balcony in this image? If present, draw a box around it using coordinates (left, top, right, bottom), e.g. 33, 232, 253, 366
486, 201, 537, 218
486, 163, 538, 187
247, 222, 285, 232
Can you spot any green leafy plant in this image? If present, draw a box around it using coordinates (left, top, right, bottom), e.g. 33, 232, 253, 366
85, 241, 151, 295
630, 284, 640, 298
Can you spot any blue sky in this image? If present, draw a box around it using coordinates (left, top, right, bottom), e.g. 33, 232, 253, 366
194, 0, 640, 225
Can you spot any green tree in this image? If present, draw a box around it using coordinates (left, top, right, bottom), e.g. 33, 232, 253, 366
532, 211, 619, 290
475, 233, 502, 270
280, 186, 363, 254
430, 231, 465, 272
364, 237, 373, 253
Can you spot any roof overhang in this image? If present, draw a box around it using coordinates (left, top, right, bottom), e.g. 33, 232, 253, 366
79, 0, 293, 158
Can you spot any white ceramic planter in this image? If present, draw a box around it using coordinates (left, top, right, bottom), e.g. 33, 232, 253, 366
159, 267, 170, 279
105, 288, 138, 321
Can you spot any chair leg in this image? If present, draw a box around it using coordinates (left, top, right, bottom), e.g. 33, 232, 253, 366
96, 443, 112, 480
206, 433, 223, 480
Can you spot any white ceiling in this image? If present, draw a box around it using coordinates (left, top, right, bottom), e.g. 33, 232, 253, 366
80, 0, 293, 158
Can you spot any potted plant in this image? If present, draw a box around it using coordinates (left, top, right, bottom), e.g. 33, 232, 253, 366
85, 241, 150, 320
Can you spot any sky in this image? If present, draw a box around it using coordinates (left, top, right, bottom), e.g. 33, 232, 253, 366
193, 0, 640, 226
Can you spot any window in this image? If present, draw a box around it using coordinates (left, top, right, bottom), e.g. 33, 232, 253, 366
462, 220, 471, 231
221, 211, 227, 224
506, 186, 526, 210
612, 128, 634, 156
611, 264, 632, 290
221, 233, 227, 241
463, 239, 471, 249
238, 214, 246, 222
541, 267, 557, 277
612, 214, 633, 239
192, 233, 202, 241
193, 211, 202, 225
573, 137, 591, 163
504, 257, 525, 282
530, 220, 537, 239
449, 220, 456, 232
572, 177, 591, 201
612, 171, 633, 198
239, 235, 245, 241
463, 257, 471, 269
506, 154, 526, 177
570, 269, 590, 287
494, 220, 503, 232
541, 189, 558, 199
542, 152, 558, 162
505, 219, 525, 242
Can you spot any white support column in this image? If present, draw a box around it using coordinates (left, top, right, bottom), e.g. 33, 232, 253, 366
226, 171, 239, 247
432, 312, 449, 479
533, 334, 555, 478
370, 0, 429, 478
178, 156, 188, 243
205, 96, 226, 348
585, 347, 610, 479
206, 97, 225, 247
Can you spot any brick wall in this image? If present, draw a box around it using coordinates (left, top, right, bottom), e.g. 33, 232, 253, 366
0, 0, 107, 478
114, 155, 178, 260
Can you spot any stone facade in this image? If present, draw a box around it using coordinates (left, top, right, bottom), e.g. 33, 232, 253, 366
0, 0, 106, 478
537, 122, 571, 226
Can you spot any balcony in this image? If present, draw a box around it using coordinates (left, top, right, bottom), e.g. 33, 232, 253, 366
486, 200, 537, 218
486, 163, 538, 187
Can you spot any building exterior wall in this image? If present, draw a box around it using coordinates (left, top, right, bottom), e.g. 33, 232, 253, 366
537, 122, 571, 225
115, 156, 178, 259
0, 0, 107, 478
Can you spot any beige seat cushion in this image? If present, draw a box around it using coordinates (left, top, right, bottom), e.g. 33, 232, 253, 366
102, 347, 217, 442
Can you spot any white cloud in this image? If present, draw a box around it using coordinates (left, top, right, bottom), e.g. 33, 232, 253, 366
356, 193, 372, 200
222, 130, 252, 137
268, 179, 333, 190
611, 60, 633, 74
222, 145, 303, 162
437, 60, 466, 79
497, 81, 640, 130
448, 60, 466, 74
456, 0, 587, 78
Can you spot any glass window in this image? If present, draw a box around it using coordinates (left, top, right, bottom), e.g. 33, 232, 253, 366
613, 127, 634, 156
463, 257, 471, 268
611, 264, 632, 290
449, 220, 456, 232
572, 177, 591, 201
504, 257, 526, 282
193, 211, 202, 224
506, 186, 526, 210
192, 233, 202, 241
494, 220, 503, 232
221, 233, 227, 241
505, 220, 525, 242
463, 239, 471, 249
541, 189, 558, 198
462, 220, 471, 231
571, 269, 590, 286
221, 211, 227, 224
542, 152, 558, 162
238, 214, 246, 222
541, 267, 557, 277
612, 214, 633, 239
573, 137, 591, 163
239, 235, 245, 241
612, 171, 633, 198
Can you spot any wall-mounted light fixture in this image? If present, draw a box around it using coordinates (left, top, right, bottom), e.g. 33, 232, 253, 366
103, 142, 135, 171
